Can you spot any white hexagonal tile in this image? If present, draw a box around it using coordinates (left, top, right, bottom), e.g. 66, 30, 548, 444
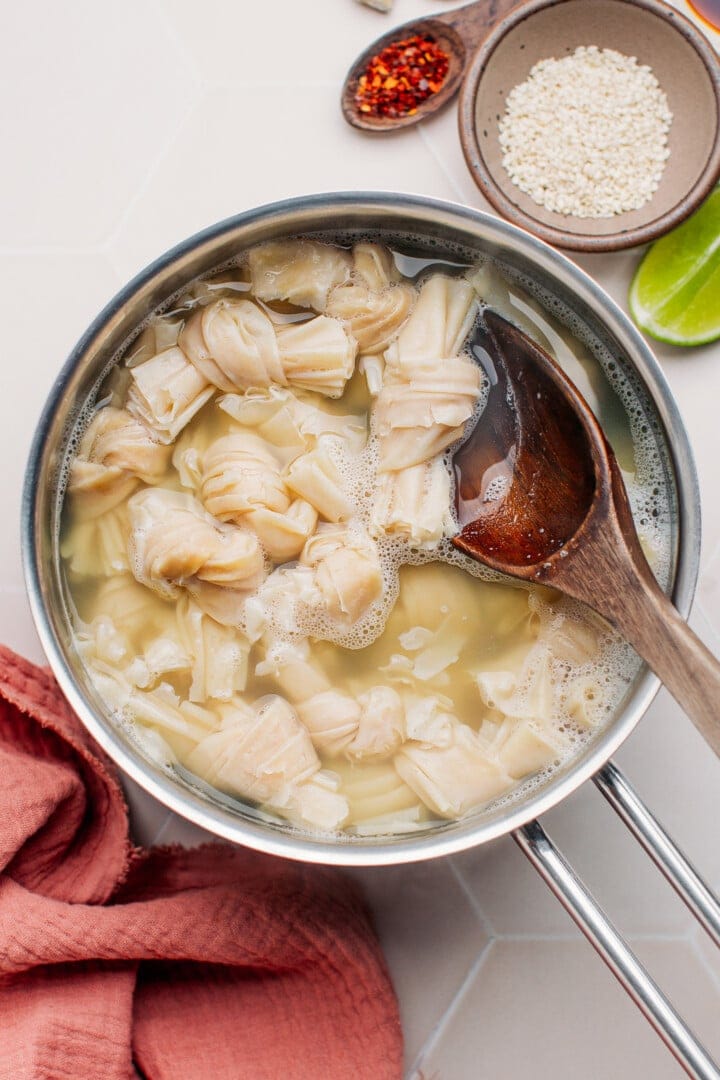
0, 589, 45, 665
645, 341, 720, 570
611, 680, 720, 895
697, 547, 720, 642
155, 0, 425, 90
0, 254, 120, 588
571, 248, 644, 311
414, 938, 720, 1080
349, 859, 490, 1071
452, 831, 580, 939
690, 922, 720, 996
1, 1, 197, 247
120, 776, 174, 848
106, 85, 456, 281
642, 347, 718, 573
153, 809, 218, 849
417, 105, 496, 212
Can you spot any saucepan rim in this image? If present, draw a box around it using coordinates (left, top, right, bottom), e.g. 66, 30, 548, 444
21, 192, 701, 866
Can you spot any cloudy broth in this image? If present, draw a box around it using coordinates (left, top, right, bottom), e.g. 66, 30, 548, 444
60, 240, 672, 835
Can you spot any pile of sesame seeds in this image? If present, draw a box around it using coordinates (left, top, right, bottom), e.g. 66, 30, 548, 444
498, 45, 673, 218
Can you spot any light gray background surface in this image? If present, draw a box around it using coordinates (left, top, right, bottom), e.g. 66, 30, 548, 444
2, 3, 719, 1076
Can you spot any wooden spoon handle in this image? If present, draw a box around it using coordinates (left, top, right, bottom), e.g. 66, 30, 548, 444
606, 574, 720, 757
437, 0, 519, 40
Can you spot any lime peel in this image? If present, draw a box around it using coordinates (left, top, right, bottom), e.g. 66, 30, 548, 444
629, 188, 720, 347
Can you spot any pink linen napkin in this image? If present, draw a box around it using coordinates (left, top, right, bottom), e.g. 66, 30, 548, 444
0, 644, 403, 1079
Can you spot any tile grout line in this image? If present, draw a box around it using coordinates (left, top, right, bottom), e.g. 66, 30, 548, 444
407, 925, 720, 1079
699, 537, 720, 574
408, 939, 496, 1080
693, 599, 720, 650
148, 810, 176, 847
448, 851, 696, 946
99, 94, 200, 257
417, 123, 470, 206
201, 80, 338, 89
687, 929, 720, 995
448, 856, 497, 939
494, 930, 691, 943
150, 0, 205, 88
0, 247, 103, 257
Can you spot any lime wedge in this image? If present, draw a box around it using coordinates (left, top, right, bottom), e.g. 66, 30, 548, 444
629, 188, 720, 347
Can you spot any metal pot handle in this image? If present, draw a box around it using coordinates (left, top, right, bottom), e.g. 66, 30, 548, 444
594, 762, 720, 947
514, 759, 720, 1080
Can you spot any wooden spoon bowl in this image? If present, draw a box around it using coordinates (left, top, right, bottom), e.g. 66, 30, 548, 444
341, 1, 518, 132
454, 311, 598, 570
342, 18, 465, 133
453, 311, 720, 756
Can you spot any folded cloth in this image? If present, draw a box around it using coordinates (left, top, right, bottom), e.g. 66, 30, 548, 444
0, 645, 403, 1080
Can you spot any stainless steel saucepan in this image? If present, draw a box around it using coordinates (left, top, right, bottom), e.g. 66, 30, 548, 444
22, 194, 720, 1079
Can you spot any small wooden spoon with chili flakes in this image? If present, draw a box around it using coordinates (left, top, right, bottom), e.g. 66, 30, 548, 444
341, 0, 518, 132
452, 310, 720, 756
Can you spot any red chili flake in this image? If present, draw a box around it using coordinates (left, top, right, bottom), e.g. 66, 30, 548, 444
354, 34, 450, 119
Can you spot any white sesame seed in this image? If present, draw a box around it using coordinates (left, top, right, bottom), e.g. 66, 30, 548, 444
497, 46, 673, 218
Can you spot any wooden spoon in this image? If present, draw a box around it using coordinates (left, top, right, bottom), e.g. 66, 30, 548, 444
341, 0, 518, 132
453, 311, 720, 755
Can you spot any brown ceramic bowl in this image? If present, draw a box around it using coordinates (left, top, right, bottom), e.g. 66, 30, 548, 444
458, 0, 720, 252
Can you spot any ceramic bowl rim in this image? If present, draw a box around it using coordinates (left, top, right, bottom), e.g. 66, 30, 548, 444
457, 0, 720, 253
